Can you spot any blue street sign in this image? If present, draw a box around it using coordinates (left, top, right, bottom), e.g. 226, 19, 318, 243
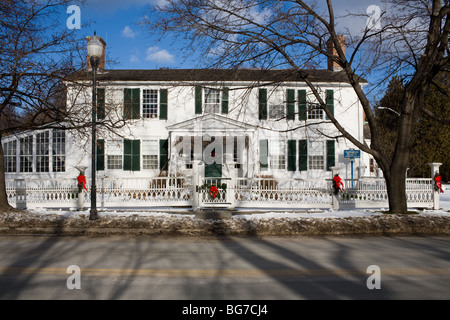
344, 149, 361, 159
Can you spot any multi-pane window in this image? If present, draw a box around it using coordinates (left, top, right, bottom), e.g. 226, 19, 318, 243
107, 140, 123, 169
268, 90, 285, 119
142, 140, 158, 169
4, 140, 16, 173
204, 88, 220, 113
20, 136, 33, 172
36, 132, 50, 172
308, 103, 324, 120
52, 130, 66, 172
269, 140, 286, 170
142, 89, 158, 118
308, 141, 324, 170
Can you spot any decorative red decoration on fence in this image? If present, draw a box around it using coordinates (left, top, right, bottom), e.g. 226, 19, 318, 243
209, 185, 219, 199
434, 173, 444, 193
333, 174, 344, 194
77, 174, 88, 192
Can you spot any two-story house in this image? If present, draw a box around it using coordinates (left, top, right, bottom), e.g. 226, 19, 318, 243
3, 36, 372, 189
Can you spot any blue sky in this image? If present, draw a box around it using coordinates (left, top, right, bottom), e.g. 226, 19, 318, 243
70, 0, 384, 71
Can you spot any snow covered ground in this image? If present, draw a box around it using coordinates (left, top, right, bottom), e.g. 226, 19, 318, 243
30, 185, 450, 221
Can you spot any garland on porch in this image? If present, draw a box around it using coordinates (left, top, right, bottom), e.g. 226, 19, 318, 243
333, 174, 344, 195
434, 172, 444, 193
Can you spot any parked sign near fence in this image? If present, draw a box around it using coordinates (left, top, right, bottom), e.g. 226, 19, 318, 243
344, 149, 361, 189
344, 149, 361, 159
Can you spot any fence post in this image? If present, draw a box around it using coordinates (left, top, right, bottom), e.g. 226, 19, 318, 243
15, 179, 27, 210
429, 162, 442, 210
330, 166, 340, 210
226, 162, 237, 209
192, 160, 200, 212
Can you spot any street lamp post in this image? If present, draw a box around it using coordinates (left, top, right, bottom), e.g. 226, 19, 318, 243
87, 32, 103, 221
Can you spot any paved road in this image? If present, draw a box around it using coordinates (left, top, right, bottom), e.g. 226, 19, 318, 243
0, 235, 449, 301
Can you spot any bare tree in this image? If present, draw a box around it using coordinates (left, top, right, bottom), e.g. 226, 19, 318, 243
0, 0, 127, 211
142, 0, 450, 213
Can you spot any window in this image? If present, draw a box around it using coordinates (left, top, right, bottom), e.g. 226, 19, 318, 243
4, 140, 16, 173
20, 136, 33, 172
269, 140, 286, 170
308, 141, 324, 170
142, 89, 158, 118
36, 132, 50, 172
52, 130, 65, 172
107, 140, 123, 169
307, 103, 324, 120
269, 104, 285, 119
268, 90, 285, 119
142, 140, 159, 169
204, 88, 220, 114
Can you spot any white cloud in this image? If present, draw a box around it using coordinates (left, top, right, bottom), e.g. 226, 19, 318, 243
146, 46, 175, 64
130, 54, 140, 63
122, 26, 137, 38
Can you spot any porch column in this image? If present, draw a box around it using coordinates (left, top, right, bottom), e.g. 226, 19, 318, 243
15, 179, 27, 210
429, 162, 442, 210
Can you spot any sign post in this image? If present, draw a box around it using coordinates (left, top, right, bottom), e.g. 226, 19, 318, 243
344, 149, 361, 189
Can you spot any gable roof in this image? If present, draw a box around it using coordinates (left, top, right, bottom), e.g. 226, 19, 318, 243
167, 113, 256, 132
69, 68, 367, 84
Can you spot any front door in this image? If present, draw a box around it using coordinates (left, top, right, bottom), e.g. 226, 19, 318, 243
204, 148, 222, 177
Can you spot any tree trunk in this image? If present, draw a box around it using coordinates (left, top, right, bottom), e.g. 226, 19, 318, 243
383, 90, 420, 213
385, 170, 408, 213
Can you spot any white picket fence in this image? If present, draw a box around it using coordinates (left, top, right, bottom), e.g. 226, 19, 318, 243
6, 176, 438, 211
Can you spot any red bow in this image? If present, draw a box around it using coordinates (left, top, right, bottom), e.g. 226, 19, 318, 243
209, 186, 219, 199
434, 175, 444, 193
333, 175, 344, 192
77, 174, 88, 191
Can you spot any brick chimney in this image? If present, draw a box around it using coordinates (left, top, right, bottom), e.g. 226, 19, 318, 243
86, 35, 107, 70
327, 35, 345, 71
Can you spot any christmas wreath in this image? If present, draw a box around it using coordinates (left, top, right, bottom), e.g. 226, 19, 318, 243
333, 174, 344, 195
77, 173, 88, 193
434, 173, 444, 193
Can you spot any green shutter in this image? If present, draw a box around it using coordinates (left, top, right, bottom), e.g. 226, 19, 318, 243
326, 89, 334, 120
298, 90, 307, 121
124, 88, 140, 119
159, 139, 169, 170
298, 140, 307, 171
160, 89, 168, 120
124, 140, 132, 171
195, 86, 202, 114
97, 88, 105, 120
123, 140, 141, 171
286, 89, 295, 120
287, 140, 297, 171
259, 139, 268, 171
258, 89, 267, 120
221, 87, 229, 114
96, 139, 105, 171
326, 140, 335, 171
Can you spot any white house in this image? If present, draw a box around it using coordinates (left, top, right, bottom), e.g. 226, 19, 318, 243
2, 36, 379, 210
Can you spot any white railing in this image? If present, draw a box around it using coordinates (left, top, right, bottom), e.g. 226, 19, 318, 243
338, 178, 434, 208
6, 176, 436, 210
7, 177, 193, 209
